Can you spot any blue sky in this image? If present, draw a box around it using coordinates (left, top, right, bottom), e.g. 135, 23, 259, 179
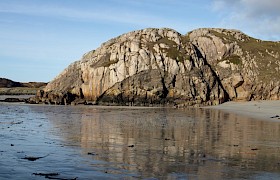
0, 0, 280, 82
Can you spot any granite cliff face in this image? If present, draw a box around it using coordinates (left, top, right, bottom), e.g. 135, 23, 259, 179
31, 28, 280, 106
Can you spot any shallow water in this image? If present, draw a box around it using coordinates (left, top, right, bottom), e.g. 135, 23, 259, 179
1, 104, 280, 179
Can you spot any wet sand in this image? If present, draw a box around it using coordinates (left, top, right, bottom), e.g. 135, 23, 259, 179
0, 95, 34, 101
208, 100, 280, 121
1, 102, 280, 179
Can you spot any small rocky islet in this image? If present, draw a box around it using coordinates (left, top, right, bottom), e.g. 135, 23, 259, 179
21, 28, 280, 107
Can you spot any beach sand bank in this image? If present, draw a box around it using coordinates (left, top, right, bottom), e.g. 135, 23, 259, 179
207, 100, 280, 121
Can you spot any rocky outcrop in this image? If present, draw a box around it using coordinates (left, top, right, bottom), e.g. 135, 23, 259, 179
30, 28, 280, 106
188, 28, 280, 101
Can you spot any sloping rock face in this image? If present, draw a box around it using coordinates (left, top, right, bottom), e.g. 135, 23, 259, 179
31, 28, 280, 106
189, 28, 280, 101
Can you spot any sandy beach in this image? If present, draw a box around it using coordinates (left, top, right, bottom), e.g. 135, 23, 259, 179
1, 101, 280, 179
207, 100, 280, 121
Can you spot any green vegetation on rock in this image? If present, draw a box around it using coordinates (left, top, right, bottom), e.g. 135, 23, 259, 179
226, 55, 242, 65
147, 37, 188, 62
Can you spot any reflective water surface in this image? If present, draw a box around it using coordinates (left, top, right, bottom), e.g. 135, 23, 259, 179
1, 103, 280, 179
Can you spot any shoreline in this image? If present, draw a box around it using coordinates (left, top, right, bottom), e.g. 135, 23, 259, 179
0, 94, 35, 101
1, 94, 280, 121
206, 100, 280, 121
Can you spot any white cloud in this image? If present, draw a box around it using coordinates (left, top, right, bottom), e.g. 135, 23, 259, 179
212, 0, 280, 40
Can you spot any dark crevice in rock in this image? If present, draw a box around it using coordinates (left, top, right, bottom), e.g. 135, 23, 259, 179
171, 75, 176, 88
79, 88, 84, 99
193, 45, 230, 103
160, 77, 169, 99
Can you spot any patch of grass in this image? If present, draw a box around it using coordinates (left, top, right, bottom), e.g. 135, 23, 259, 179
147, 37, 177, 52
226, 55, 242, 65
240, 38, 279, 55
209, 30, 237, 43
147, 37, 189, 62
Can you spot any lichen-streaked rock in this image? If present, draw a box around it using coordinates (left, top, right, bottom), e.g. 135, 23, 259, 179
29, 28, 280, 106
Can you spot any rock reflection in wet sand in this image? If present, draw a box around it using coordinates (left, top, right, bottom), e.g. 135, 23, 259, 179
46, 106, 280, 179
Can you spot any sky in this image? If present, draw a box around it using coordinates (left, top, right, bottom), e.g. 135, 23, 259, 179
0, 0, 280, 82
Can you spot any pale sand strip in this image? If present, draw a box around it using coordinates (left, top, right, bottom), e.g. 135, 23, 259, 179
207, 100, 280, 121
